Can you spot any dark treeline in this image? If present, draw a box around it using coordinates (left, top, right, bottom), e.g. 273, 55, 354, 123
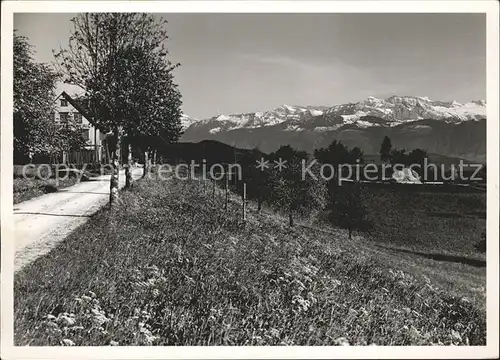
159, 137, 484, 237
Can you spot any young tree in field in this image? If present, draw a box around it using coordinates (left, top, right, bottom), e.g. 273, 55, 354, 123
240, 148, 272, 212
380, 136, 392, 163
54, 13, 182, 205
269, 145, 326, 227
314, 140, 361, 208
329, 182, 365, 240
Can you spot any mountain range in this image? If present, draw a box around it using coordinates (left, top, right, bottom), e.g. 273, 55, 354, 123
180, 96, 486, 162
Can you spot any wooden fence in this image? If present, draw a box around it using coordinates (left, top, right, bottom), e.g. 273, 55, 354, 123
55, 145, 107, 165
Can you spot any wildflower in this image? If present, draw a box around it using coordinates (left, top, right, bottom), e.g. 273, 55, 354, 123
81, 295, 92, 302
46, 320, 59, 328
137, 325, 157, 345
269, 328, 280, 338
45, 314, 57, 321
332, 279, 342, 287
68, 326, 84, 332
451, 330, 462, 343
109, 340, 119, 346
61, 339, 75, 346
410, 326, 421, 338
88, 291, 96, 298
58, 315, 76, 327
90, 309, 109, 326
333, 337, 350, 346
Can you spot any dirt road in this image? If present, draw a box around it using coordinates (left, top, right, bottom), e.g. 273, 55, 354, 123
14, 167, 143, 272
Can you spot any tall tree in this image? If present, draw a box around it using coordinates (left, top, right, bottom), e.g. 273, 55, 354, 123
14, 32, 86, 164
14, 32, 58, 163
54, 13, 182, 204
239, 148, 272, 212
380, 136, 392, 163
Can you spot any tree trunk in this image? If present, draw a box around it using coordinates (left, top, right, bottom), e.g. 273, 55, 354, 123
142, 150, 149, 179
348, 227, 353, 240
109, 127, 121, 206
124, 141, 133, 188
289, 208, 294, 227
94, 127, 99, 166
242, 183, 247, 221
257, 196, 262, 212
153, 150, 157, 165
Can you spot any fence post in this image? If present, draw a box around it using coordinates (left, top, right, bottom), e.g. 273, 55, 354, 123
242, 183, 247, 221
225, 174, 229, 210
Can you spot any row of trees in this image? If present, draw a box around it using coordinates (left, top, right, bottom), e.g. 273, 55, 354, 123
224, 141, 367, 239
15, 14, 184, 205
380, 136, 428, 173
54, 14, 183, 202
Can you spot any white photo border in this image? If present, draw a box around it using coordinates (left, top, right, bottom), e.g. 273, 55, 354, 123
1, 1, 498, 359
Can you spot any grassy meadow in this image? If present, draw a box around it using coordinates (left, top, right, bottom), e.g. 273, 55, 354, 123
13, 164, 94, 204
359, 185, 486, 259
14, 175, 486, 346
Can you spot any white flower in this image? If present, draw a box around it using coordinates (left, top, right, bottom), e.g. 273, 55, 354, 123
451, 330, 462, 343
58, 315, 76, 327
333, 337, 350, 346
61, 339, 75, 346
109, 340, 119, 346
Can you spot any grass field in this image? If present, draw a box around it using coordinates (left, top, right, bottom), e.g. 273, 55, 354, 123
14, 175, 486, 346
13, 177, 80, 204
358, 185, 486, 260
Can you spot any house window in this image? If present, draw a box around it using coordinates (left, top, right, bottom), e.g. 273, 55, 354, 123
81, 129, 90, 141
60, 99, 68, 107
59, 112, 69, 124
74, 113, 83, 124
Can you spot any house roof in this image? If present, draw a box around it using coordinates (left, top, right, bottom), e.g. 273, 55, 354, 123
57, 91, 108, 132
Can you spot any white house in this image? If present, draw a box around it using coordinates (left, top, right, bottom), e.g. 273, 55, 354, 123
54, 88, 106, 164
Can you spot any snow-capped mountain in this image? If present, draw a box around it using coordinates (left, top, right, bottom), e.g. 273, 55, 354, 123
180, 114, 199, 131
181, 96, 486, 162
186, 96, 486, 134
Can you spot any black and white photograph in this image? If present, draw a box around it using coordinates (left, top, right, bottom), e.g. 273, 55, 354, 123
1, 1, 499, 359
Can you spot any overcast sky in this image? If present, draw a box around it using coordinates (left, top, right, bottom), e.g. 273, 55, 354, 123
15, 13, 486, 119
